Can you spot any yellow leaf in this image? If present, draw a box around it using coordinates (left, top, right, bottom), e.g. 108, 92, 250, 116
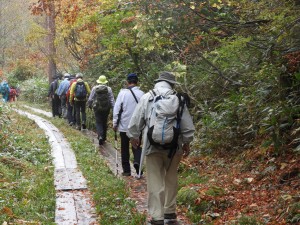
281, 195, 292, 200
280, 163, 288, 170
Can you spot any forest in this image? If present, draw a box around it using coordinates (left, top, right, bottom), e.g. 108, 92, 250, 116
0, 0, 299, 224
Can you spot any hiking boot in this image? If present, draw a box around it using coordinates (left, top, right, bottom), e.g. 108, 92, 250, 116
164, 213, 177, 224
82, 124, 86, 129
98, 137, 104, 145
122, 172, 131, 176
149, 219, 164, 225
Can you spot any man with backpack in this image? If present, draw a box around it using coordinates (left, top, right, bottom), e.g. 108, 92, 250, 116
56, 73, 70, 119
47, 75, 62, 117
69, 73, 91, 130
87, 75, 115, 145
127, 71, 195, 225
113, 73, 144, 177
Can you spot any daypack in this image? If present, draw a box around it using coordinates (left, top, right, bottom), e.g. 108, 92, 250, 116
92, 85, 110, 112
147, 89, 185, 157
75, 81, 87, 100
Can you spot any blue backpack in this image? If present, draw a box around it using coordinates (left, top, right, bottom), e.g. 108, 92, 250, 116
75, 82, 87, 100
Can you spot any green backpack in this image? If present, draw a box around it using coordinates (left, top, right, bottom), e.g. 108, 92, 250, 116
92, 85, 110, 112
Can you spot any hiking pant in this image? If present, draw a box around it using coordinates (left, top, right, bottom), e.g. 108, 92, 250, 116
94, 110, 109, 141
146, 152, 182, 221
52, 94, 61, 117
74, 101, 86, 127
60, 95, 67, 118
2, 93, 9, 102
120, 132, 141, 174
67, 101, 75, 124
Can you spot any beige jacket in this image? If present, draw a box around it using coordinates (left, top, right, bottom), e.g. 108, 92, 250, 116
127, 81, 195, 155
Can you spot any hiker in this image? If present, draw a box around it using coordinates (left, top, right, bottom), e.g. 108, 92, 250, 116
9, 86, 17, 102
127, 71, 195, 225
66, 74, 77, 125
0, 80, 10, 102
56, 73, 70, 119
47, 75, 62, 117
113, 73, 144, 176
87, 75, 115, 145
69, 73, 91, 130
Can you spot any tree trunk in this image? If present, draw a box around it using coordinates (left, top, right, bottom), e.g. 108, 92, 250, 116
46, 0, 57, 83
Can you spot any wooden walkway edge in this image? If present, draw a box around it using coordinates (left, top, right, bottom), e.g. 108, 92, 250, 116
14, 109, 98, 225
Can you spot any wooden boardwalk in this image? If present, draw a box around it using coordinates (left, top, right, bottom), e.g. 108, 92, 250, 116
15, 109, 98, 225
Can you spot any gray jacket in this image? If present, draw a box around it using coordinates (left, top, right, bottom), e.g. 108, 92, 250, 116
127, 81, 195, 155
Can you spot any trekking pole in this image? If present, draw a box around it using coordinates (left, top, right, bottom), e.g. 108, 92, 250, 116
114, 131, 119, 176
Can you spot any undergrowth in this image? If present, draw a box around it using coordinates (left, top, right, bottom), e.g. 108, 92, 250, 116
0, 102, 55, 224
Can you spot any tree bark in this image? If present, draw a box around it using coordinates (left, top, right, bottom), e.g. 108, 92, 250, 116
46, 0, 57, 83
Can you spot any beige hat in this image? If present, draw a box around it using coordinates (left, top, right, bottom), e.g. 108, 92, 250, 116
154, 71, 179, 84
96, 75, 108, 84
76, 73, 83, 78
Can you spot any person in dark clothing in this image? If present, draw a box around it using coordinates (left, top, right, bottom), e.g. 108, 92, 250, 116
48, 75, 62, 117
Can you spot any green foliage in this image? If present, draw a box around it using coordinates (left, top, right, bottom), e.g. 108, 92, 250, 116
19, 75, 49, 103
177, 187, 199, 207
234, 216, 262, 225
7, 60, 36, 83
288, 202, 300, 223
205, 186, 225, 197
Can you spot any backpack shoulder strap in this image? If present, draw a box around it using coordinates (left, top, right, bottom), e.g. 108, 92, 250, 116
128, 87, 138, 103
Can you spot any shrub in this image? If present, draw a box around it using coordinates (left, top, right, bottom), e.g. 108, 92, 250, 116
19, 76, 49, 103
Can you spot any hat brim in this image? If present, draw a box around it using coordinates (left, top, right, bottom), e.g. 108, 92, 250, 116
97, 80, 108, 84
154, 78, 179, 84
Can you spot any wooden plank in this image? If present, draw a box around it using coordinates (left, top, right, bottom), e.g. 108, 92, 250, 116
55, 191, 77, 224
55, 168, 87, 191
73, 191, 98, 224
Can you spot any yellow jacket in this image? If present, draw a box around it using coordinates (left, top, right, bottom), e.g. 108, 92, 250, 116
69, 78, 91, 102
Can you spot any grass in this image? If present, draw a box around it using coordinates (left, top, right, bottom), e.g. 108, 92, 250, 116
0, 103, 55, 224
16, 101, 146, 224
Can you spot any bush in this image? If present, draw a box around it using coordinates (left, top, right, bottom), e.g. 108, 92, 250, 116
177, 186, 199, 207
19, 76, 49, 103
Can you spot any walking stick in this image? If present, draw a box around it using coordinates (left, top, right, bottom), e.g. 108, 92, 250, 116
114, 131, 119, 176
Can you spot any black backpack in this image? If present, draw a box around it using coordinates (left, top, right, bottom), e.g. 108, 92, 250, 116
92, 85, 110, 112
75, 82, 87, 100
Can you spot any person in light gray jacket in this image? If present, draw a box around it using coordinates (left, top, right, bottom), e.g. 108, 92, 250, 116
127, 71, 195, 225
113, 73, 144, 176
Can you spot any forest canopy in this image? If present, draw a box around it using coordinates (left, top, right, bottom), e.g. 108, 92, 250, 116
1, 0, 300, 154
